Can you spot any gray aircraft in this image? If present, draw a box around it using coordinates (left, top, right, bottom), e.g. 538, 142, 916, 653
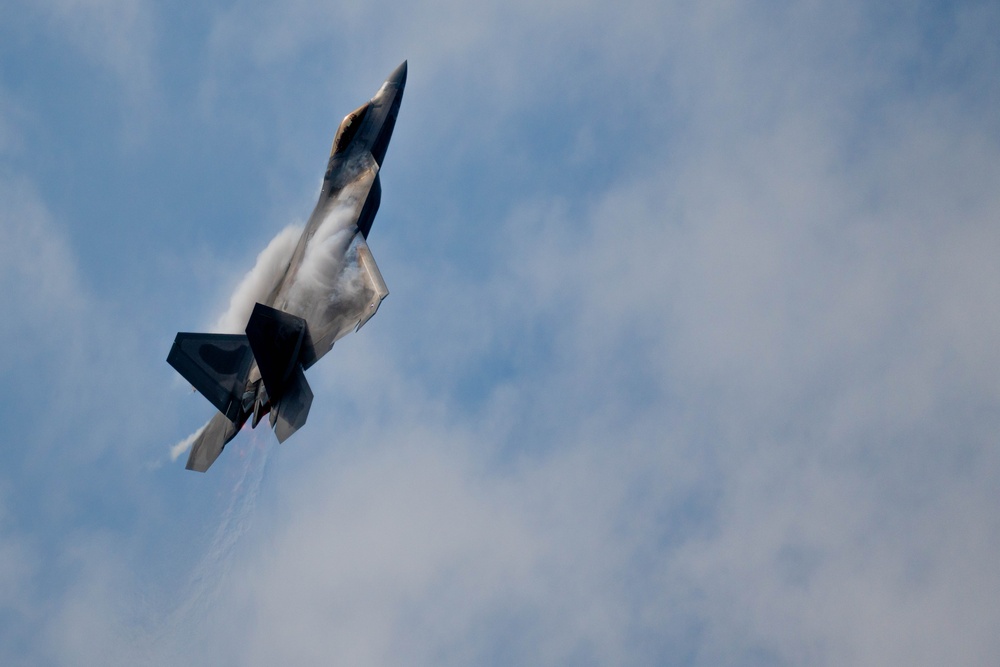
167, 61, 406, 472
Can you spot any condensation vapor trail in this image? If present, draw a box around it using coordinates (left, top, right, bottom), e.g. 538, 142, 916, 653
212, 224, 303, 335
144, 431, 273, 657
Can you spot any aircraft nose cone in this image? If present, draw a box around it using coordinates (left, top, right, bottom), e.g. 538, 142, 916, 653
386, 60, 407, 90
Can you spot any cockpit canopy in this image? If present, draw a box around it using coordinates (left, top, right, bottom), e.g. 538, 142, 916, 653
331, 103, 370, 154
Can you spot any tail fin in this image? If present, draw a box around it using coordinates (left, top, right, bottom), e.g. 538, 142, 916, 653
245, 303, 307, 399
168, 304, 315, 469
167, 333, 254, 421
246, 303, 314, 443
186, 411, 241, 472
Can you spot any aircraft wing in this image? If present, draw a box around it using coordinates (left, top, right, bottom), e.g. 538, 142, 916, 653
303, 231, 388, 368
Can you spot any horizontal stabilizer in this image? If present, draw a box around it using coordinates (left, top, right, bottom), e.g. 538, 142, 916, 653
167, 333, 254, 421
186, 411, 241, 472
245, 303, 308, 400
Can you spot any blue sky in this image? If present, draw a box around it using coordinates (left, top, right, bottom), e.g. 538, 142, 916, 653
1, 0, 999, 664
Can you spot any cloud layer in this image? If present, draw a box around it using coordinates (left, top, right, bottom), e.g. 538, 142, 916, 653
1, 0, 999, 665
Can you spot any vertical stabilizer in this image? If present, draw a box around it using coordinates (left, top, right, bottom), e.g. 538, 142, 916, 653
245, 303, 308, 399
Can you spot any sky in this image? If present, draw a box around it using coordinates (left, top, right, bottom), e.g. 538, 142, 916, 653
1, 0, 999, 664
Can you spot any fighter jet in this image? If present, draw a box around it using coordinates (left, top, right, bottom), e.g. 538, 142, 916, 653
167, 61, 407, 472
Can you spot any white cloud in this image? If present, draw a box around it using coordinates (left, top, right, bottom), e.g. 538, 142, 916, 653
10, 0, 160, 142
184, 5, 1000, 663
2, 0, 1000, 665
0, 148, 166, 470
0, 177, 86, 370
113, 72, 1000, 664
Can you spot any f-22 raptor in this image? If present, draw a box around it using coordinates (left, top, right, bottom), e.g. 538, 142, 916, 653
167, 61, 406, 472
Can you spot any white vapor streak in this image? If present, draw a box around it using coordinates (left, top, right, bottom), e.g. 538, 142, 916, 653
211, 224, 302, 334
151, 432, 272, 658
277, 173, 376, 343
168, 424, 206, 461
282, 180, 368, 319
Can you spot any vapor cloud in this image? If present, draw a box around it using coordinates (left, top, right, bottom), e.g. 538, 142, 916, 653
282, 164, 376, 326
168, 423, 206, 462
211, 224, 302, 334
